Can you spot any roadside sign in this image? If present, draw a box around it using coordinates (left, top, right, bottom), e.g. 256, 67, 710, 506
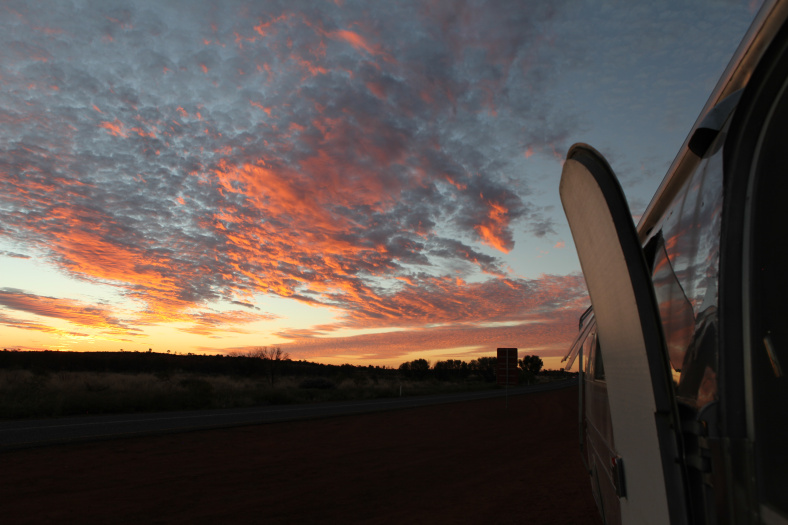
497, 348, 518, 386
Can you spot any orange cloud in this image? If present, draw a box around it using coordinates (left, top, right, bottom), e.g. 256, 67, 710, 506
290, 54, 329, 77
131, 127, 156, 138
233, 31, 257, 49
0, 289, 138, 334
178, 310, 278, 336
474, 199, 511, 253
0, 311, 89, 338
320, 273, 588, 331
331, 29, 376, 54
250, 101, 272, 115
323, 27, 394, 63
99, 119, 128, 137
253, 13, 291, 38
272, 308, 586, 364
366, 81, 386, 100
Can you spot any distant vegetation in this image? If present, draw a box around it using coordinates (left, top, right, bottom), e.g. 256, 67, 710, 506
398, 355, 545, 383
0, 347, 573, 420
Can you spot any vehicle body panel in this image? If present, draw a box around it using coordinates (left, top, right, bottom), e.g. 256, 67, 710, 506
561, 147, 682, 524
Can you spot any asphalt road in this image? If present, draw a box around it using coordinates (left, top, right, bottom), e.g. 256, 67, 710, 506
0, 378, 576, 450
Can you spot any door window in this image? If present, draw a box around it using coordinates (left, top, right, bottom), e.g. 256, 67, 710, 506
646, 125, 727, 410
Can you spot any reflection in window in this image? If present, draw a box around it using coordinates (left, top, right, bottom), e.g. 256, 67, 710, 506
647, 127, 726, 409
582, 329, 605, 382
651, 233, 695, 385
583, 329, 596, 377
593, 340, 605, 381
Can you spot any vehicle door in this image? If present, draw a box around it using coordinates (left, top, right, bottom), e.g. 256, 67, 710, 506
560, 145, 688, 525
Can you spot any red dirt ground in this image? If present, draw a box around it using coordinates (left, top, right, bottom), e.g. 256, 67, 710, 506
1, 386, 602, 524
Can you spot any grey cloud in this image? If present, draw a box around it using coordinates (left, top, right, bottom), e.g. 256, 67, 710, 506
0, 251, 30, 259
527, 216, 557, 238
428, 237, 503, 274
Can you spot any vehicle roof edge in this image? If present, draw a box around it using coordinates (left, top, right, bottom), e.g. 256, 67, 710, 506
636, 0, 788, 242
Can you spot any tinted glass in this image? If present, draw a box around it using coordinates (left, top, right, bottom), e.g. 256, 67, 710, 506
593, 339, 605, 381
749, 72, 788, 518
583, 329, 596, 377
648, 127, 726, 409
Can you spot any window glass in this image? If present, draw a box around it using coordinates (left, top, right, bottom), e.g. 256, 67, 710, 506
651, 234, 695, 387
648, 128, 726, 409
593, 339, 605, 381
582, 327, 604, 381
563, 310, 594, 371
747, 71, 788, 516
583, 329, 597, 377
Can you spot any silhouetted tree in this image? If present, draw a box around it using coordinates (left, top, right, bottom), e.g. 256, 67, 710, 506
469, 357, 497, 382
519, 355, 543, 384
398, 358, 431, 380
520, 355, 543, 375
248, 346, 290, 387
410, 359, 430, 379
433, 359, 467, 381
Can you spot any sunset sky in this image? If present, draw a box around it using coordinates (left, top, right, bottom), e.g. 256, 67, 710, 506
0, 1, 760, 368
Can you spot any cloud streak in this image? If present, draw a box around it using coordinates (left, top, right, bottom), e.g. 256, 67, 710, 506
0, 288, 275, 338
273, 308, 587, 363
0, 288, 136, 334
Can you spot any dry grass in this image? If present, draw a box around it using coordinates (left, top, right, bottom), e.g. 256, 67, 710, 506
0, 369, 496, 420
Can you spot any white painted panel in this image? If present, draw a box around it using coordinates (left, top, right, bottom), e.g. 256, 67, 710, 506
561, 158, 670, 525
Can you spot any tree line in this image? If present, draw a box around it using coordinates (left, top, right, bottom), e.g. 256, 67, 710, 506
398, 355, 544, 383
0, 347, 553, 384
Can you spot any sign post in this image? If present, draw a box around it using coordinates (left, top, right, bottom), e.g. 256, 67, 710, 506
497, 348, 518, 408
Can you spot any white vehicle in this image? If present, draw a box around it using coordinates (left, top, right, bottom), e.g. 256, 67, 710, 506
560, 1, 788, 523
